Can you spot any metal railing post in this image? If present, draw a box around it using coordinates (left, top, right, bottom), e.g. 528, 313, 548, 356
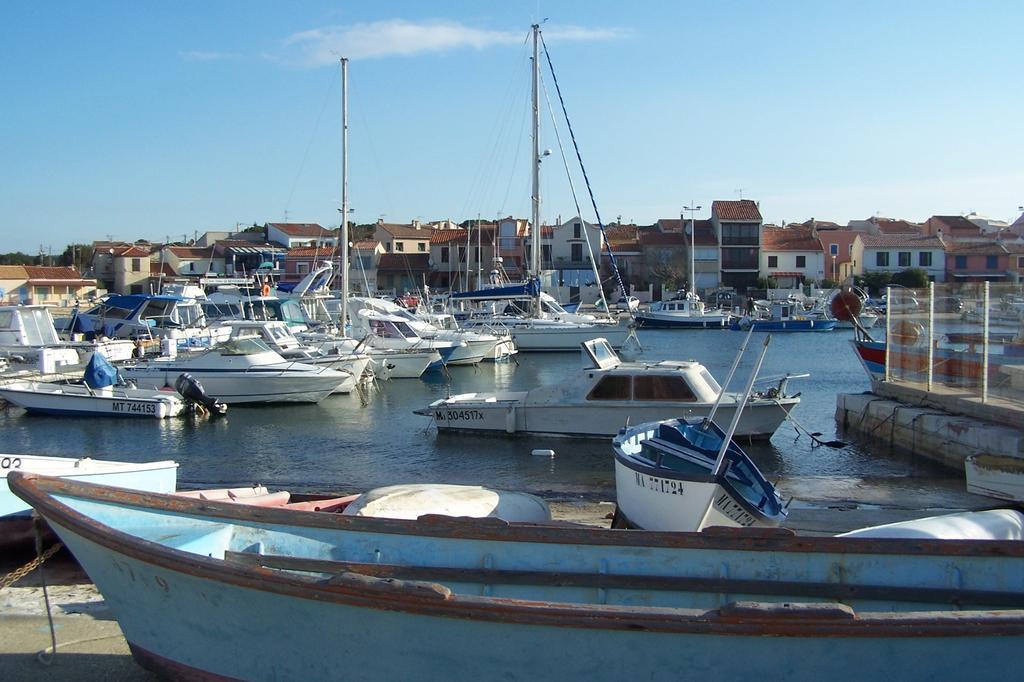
884, 285, 892, 382
927, 281, 934, 391
982, 281, 990, 403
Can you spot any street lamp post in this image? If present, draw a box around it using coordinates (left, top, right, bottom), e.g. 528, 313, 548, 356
832, 254, 837, 284
683, 203, 701, 296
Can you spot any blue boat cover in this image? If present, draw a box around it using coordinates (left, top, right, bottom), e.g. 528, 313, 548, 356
84, 352, 119, 389
449, 280, 541, 300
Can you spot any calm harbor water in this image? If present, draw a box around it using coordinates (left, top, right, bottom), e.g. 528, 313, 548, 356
0, 329, 958, 499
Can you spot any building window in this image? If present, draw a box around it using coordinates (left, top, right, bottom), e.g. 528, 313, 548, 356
767, 255, 778, 267
418, 242, 426, 252
1018, 256, 1024, 268
721, 224, 759, 246
542, 244, 552, 265
296, 263, 309, 275
918, 252, 932, 267
795, 255, 806, 268
876, 252, 889, 267
829, 243, 838, 256
385, 243, 392, 252
898, 252, 911, 267
571, 243, 583, 262
131, 258, 142, 272
954, 255, 966, 269
395, 242, 404, 252
721, 248, 759, 270
986, 255, 998, 269
458, 246, 466, 263
573, 222, 581, 239
440, 247, 449, 263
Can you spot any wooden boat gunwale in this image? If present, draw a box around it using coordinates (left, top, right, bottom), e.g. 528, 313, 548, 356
11, 472, 1024, 638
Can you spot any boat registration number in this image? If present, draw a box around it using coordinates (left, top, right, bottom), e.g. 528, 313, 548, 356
112, 401, 157, 415
712, 492, 757, 527
633, 472, 685, 496
434, 409, 484, 422
1, 457, 23, 470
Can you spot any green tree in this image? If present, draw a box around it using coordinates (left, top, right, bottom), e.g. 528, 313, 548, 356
891, 268, 929, 289
58, 243, 94, 270
855, 271, 892, 296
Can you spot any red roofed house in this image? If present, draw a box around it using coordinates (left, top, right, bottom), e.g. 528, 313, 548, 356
159, 246, 223, 278
282, 246, 337, 284
373, 220, 431, 256
266, 223, 338, 249
712, 199, 763, 291
0, 266, 96, 305
922, 215, 984, 241
759, 225, 824, 288
375, 253, 431, 294
429, 227, 470, 291
496, 217, 530, 279
860, 234, 946, 282
90, 242, 157, 294
848, 217, 923, 235
815, 229, 865, 282
941, 240, 1012, 283
349, 240, 384, 295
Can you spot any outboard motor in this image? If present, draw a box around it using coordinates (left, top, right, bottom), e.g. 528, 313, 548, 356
174, 373, 227, 416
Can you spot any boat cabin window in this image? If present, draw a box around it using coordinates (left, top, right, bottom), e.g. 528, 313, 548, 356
19, 308, 60, 345
0, 311, 13, 329
90, 303, 134, 320
633, 376, 697, 402
203, 302, 242, 319
586, 375, 632, 401
218, 338, 271, 356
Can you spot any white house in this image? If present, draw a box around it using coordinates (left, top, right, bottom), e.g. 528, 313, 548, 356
760, 225, 825, 287
860, 234, 946, 282
266, 223, 338, 249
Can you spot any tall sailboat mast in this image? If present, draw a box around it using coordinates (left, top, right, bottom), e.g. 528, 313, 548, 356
530, 24, 542, 313
339, 57, 350, 333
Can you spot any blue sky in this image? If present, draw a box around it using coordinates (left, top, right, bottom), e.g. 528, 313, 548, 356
2, 1, 1021, 254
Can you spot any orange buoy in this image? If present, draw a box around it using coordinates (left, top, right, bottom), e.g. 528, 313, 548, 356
830, 290, 862, 322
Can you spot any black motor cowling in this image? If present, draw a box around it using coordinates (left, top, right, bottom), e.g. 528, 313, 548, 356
174, 373, 227, 416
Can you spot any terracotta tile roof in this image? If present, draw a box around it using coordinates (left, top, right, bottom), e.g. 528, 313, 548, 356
874, 219, 922, 234
352, 240, 380, 251
113, 246, 152, 257
943, 241, 1009, 255
150, 262, 176, 276
377, 223, 431, 239
376, 253, 431, 271
24, 266, 87, 280
761, 226, 822, 252
167, 246, 214, 259
929, 215, 978, 232
712, 200, 762, 222
801, 219, 841, 229
285, 247, 336, 258
430, 229, 467, 245
0, 265, 28, 278
267, 223, 334, 238
656, 218, 685, 232
861, 234, 944, 249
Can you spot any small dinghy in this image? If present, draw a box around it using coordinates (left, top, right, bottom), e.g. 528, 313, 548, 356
0, 352, 187, 418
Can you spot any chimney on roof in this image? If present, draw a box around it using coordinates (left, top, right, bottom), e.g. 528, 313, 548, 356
412, 219, 420, 229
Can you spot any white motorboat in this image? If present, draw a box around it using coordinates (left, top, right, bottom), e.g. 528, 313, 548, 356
349, 296, 511, 365
219, 320, 371, 389
0, 304, 135, 371
0, 380, 185, 418
415, 337, 801, 439
612, 334, 787, 532
634, 293, 735, 329
0, 351, 190, 418
1, 454, 177, 547
70, 294, 228, 348
349, 308, 456, 369
965, 454, 1024, 503
120, 337, 353, 404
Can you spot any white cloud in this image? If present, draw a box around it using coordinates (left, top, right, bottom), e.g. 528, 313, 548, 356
279, 19, 627, 67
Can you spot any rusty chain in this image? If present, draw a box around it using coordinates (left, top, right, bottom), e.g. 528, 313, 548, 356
0, 542, 63, 591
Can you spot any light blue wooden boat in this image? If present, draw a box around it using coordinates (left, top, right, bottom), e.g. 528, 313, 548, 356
11, 472, 1024, 682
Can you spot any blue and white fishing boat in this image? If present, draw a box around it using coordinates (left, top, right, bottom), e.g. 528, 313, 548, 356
11, 467, 1024, 682
730, 301, 836, 332
0, 352, 186, 418
635, 292, 735, 329
1, 457, 176, 547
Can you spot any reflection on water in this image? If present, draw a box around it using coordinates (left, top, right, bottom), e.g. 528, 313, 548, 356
0, 329, 957, 495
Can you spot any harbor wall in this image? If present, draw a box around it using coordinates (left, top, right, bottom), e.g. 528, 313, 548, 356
836, 392, 1024, 471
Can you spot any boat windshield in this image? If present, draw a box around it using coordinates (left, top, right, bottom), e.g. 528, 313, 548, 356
218, 337, 272, 356
14, 308, 61, 345
699, 369, 722, 395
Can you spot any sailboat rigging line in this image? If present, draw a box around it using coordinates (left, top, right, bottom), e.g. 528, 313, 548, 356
539, 32, 631, 321
284, 67, 338, 218
541, 80, 610, 317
